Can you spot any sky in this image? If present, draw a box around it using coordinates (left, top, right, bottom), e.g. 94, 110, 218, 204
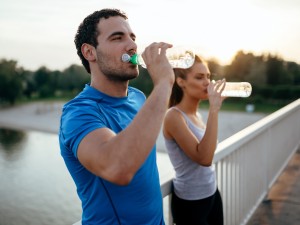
0, 0, 299, 71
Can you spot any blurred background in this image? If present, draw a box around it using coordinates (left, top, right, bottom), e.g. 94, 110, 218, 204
0, 0, 299, 225
0, 0, 299, 109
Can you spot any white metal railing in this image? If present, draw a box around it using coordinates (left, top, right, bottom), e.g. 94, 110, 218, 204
73, 99, 300, 225
160, 98, 300, 225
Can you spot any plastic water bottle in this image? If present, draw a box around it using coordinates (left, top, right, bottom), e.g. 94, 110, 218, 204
121, 49, 195, 69
221, 82, 252, 97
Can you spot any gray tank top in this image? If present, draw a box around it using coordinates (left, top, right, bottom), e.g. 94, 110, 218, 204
164, 107, 216, 200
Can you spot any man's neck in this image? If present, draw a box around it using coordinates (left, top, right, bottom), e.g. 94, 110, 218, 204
91, 76, 129, 97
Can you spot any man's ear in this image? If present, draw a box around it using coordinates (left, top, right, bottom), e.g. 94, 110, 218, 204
81, 43, 96, 61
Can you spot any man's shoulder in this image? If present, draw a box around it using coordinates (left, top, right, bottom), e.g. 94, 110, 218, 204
63, 97, 97, 112
128, 86, 146, 99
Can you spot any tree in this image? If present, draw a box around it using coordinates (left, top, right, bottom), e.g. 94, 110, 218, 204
22, 70, 36, 99
286, 61, 300, 85
34, 66, 56, 98
225, 51, 256, 82
265, 54, 285, 85
245, 55, 267, 85
207, 58, 224, 80
58, 64, 89, 94
0, 59, 23, 104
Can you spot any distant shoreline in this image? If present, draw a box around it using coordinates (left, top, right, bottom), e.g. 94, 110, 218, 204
0, 101, 65, 134
0, 101, 267, 149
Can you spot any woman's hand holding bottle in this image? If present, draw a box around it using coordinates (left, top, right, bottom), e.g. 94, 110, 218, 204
207, 79, 226, 112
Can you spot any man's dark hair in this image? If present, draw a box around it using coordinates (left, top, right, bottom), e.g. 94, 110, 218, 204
74, 8, 128, 74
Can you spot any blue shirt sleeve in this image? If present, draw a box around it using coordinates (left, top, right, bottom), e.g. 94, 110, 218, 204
60, 101, 105, 158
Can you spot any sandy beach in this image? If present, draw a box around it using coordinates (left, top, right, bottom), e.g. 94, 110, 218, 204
0, 101, 64, 134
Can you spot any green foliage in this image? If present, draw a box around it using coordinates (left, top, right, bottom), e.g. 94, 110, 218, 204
249, 84, 300, 103
0, 49, 299, 107
266, 55, 285, 85
225, 51, 267, 85
34, 66, 56, 98
225, 51, 257, 81
22, 70, 35, 98
286, 61, 300, 85
207, 59, 225, 80
58, 64, 89, 93
0, 59, 23, 104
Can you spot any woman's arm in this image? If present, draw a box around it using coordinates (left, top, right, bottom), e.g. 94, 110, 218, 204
163, 80, 225, 166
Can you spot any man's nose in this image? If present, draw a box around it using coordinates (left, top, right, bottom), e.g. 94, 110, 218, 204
126, 38, 137, 52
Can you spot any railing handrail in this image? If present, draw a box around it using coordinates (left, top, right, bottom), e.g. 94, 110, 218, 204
214, 98, 300, 162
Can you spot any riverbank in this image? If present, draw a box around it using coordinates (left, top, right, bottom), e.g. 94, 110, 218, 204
0, 101, 63, 134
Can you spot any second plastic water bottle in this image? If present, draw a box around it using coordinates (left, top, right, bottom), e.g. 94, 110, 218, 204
221, 82, 252, 97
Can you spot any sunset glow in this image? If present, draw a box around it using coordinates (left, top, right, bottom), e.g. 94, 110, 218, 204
0, 0, 299, 69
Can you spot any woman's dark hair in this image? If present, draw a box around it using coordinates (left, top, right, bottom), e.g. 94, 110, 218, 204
169, 55, 206, 107
74, 8, 128, 74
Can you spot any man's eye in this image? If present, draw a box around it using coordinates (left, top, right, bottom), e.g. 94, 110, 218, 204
112, 36, 122, 40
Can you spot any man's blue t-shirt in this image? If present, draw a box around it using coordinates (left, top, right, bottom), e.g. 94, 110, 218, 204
59, 84, 164, 225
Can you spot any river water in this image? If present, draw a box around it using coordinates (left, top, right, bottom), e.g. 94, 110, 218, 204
0, 129, 81, 225
0, 128, 174, 225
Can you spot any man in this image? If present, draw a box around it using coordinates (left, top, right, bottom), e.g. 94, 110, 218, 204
59, 8, 174, 225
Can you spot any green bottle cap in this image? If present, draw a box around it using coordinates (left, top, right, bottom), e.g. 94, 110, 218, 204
130, 54, 139, 65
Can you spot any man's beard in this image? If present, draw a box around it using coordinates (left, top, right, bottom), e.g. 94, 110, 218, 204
102, 69, 137, 82
96, 50, 138, 82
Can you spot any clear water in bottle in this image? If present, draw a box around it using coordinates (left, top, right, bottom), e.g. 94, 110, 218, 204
221, 82, 252, 97
121, 48, 195, 69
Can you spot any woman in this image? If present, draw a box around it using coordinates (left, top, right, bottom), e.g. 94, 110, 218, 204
163, 55, 225, 225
